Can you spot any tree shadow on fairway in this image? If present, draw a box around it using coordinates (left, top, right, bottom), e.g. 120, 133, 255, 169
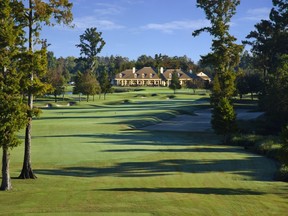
99, 187, 265, 195
33, 131, 219, 147
102, 146, 246, 153
35, 157, 276, 181
92, 131, 220, 146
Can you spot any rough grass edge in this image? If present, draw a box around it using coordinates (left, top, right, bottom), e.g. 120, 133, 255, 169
230, 134, 288, 182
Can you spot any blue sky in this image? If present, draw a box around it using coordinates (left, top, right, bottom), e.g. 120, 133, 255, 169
42, 0, 273, 62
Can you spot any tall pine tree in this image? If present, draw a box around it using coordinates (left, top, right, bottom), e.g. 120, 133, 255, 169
18, 0, 73, 179
0, 0, 27, 191
193, 0, 243, 144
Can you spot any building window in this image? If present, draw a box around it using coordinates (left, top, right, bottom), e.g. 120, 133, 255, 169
169, 73, 172, 79
142, 73, 145, 79
150, 73, 153, 78
119, 73, 122, 78
134, 74, 137, 78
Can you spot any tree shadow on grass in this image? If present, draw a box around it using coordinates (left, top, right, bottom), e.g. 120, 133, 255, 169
35, 157, 276, 181
99, 187, 265, 195
102, 147, 246, 153
33, 131, 219, 147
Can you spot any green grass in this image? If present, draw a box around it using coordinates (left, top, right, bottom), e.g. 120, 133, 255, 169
1, 88, 288, 215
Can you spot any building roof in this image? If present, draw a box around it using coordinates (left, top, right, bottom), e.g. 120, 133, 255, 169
115, 67, 161, 80
136, 67, 160, 79
161, 69, 192, 80
114, 69, 133, 79
196, 72, 211, 81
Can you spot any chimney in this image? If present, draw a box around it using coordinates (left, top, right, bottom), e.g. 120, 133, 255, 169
189, 69, 193, 74
160, 67, 164, 74
132, 67, 136, 73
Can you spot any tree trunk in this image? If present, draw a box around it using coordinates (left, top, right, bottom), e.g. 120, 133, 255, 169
1, 148, 12, 191
19, 1, 36, 179
223, 134, 231, 145
19, 117, 37, 179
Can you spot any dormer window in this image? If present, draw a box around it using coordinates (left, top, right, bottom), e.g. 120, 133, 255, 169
150, 73, 153, 78
134, 73, 137, 78
119, 73, 122, 78
169, 73, 172, 79
142, 73, 145, 78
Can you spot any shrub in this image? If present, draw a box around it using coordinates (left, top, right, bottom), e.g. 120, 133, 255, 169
230, 134, 260, 148
275, 165, 288, 182
255, 140, 274, 154
280, 125, 288, 166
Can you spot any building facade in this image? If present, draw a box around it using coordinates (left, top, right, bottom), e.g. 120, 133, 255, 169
114, 67, 162, 86
114, 67, 210, 87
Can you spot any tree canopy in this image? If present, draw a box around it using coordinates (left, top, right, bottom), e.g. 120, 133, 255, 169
0, 0, 27, 190
169, 71, 182, 94
76, 27, 105, 74
245, 0, 288, 128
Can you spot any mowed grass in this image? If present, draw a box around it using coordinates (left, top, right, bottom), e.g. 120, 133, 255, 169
1, 88, 288, 215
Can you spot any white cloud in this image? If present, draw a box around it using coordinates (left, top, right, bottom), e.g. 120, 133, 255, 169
73, 16, 125, 30
141, 19, 210, 33
94, 3, 124, 16
243, 7, 270, 21
122, 0, 144, 5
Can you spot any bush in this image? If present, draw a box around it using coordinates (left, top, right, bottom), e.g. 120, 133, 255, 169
255, 140, 273, 154
255, 140, 282, 159
275, 165, 288, 182
230, 134, 260, 148
231, 134, 281, 159
280, 125, 288, 165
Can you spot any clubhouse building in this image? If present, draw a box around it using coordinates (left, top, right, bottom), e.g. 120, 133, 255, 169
114, 66, 211, 87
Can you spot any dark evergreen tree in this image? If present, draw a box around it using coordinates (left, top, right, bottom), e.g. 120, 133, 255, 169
193, 0, 243, 144
76, 27, 105, 75
169, 71, 181, 94
245, 0, 288, 128
98, 66, 113, 100
0, 0, 27, 190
